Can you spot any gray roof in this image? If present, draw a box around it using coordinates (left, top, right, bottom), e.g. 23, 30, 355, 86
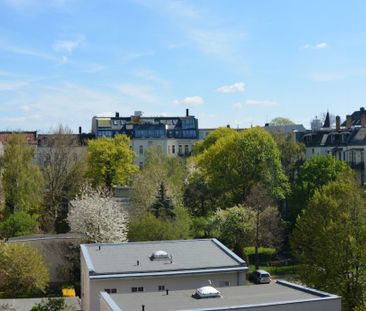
0, 298, 81, 311
106, 280, 340, 311
81, 239, 246, 278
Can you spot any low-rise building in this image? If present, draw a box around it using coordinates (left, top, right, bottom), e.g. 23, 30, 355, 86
99, 280, 341, 311
80, 239, 248, 311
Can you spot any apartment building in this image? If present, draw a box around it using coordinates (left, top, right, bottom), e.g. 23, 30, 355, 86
302, 108, 366, 182
100, 280, 341, 311
80, 239, 248, 311
91, 110, 199, 167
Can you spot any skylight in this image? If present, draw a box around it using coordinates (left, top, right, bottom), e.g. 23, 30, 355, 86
150, 250, 171, 261
192, 286, 221, 299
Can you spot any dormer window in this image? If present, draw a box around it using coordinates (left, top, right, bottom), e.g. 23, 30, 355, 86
192, 286, 221, 299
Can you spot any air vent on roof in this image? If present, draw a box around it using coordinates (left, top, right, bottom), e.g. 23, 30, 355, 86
150, 250, 171, 261
192, 286, 221, 299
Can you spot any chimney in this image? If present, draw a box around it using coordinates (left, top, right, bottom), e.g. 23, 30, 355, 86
361, 107, 366, 127
346, 115, 352, 129
186, 108, 189, 117
336, 116, 340, 131
115, 112, 120, 117
264, 123, 269, 127
79, 126, 82, 134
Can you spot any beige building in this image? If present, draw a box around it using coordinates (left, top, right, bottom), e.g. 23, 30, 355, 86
99, 280, 341, 311
80, 239, 248, 311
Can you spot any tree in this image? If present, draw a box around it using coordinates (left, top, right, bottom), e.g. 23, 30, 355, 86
245, 184, 284, 269
38, 125, 87, 233
0, 211, 38, 239
31, 298, 69, 311
271, 131, 305, 184
2, 134, 44, 215
195, 127, 288, 208
289, 155, 352, 224
208, 206, 256, 258
67, 185, 128, 243
87, 134, 138, 188
128, 206, 192, 241
291, 175, 366, 311
150, 182, 175, 219
269, 117, 295, 126
192, 127, 236, 155
0, 243, 49, 297
130, 147, 185, 215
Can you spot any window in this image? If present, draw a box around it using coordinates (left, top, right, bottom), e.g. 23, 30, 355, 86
168, 145, 171, 154
158, 285, 165, 291
113, 120, 118, 125
139, 145, 144, 155
104, 288, 117, 294
131, 287, 144, 293
139, 162, 144, 169
178, 145, 182, 154
172, 145, 176, 154
184, 145, 189, 154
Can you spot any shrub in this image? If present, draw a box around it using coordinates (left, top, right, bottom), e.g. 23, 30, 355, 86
244, 247, 276, 265
0, 211, 37, 239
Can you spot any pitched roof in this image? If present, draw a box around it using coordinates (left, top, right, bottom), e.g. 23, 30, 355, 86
81, 239, 247, 278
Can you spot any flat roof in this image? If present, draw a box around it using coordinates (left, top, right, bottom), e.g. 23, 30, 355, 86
105, 280, 340, 311
81, 239, 246, 278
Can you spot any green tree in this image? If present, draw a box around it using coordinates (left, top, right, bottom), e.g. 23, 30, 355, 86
128, 206, 191, 241
192, 127, 236, 155
0, 243, 49, 297
2, 134, 44, 215
150, 182, 175, 219
0, 211, 38, 239
291, 174, 366, 311
269, 117, 295, 126
31, 298, 69, 311
195, 127, 288, 208
38, 125, 87, 233
289, 155, 352, 224
209, 206, 256, 258
245, 184, 284, 269
87, 134, 138, 188
130, 147, 185, 215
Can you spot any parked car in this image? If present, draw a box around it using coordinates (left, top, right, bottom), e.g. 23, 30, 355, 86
249, 270, 271, 284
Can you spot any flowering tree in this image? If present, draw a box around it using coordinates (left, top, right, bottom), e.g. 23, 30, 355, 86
67, 185, 128, 243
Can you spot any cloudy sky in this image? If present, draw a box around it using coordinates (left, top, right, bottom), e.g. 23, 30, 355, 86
1, 0, 366, 132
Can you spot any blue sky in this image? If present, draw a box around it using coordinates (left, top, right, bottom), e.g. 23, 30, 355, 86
1, 0, 366, 132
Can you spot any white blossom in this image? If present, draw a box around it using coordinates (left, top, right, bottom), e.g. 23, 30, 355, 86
67, 185, 128, 243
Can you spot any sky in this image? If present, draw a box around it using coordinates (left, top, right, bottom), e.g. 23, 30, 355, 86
1, 0, 366, 133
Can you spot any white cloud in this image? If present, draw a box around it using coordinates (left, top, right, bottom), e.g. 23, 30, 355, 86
173, 96, 204, 106
310, 73, 344, 81
0, 81, 27, 91
245, 99, 277, 106
233, 102, 243, 109
217, 82, 245, 93
53, 36, 85, 53
315, 42, 328, 49
0, 44, 58, 61
302, 42, 329, 49
115, 83, 157, 103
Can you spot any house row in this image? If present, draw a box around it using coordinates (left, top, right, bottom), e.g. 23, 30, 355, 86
80, 239, 341, 311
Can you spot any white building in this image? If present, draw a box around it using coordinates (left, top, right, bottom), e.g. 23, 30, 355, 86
81, 239, 248, 311
99, 280, 341, 311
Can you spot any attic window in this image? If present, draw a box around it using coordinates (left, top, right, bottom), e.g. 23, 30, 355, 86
150, 250, 171, 261
192, 286, 221, 299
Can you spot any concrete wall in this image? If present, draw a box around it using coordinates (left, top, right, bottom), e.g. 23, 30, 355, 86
81, 254, 90, 311
87, 271, 245, 311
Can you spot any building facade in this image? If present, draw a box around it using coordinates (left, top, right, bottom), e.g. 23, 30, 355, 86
91, 110, 199, 167
80, 239, 248, 311
301, 108, 366, 183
